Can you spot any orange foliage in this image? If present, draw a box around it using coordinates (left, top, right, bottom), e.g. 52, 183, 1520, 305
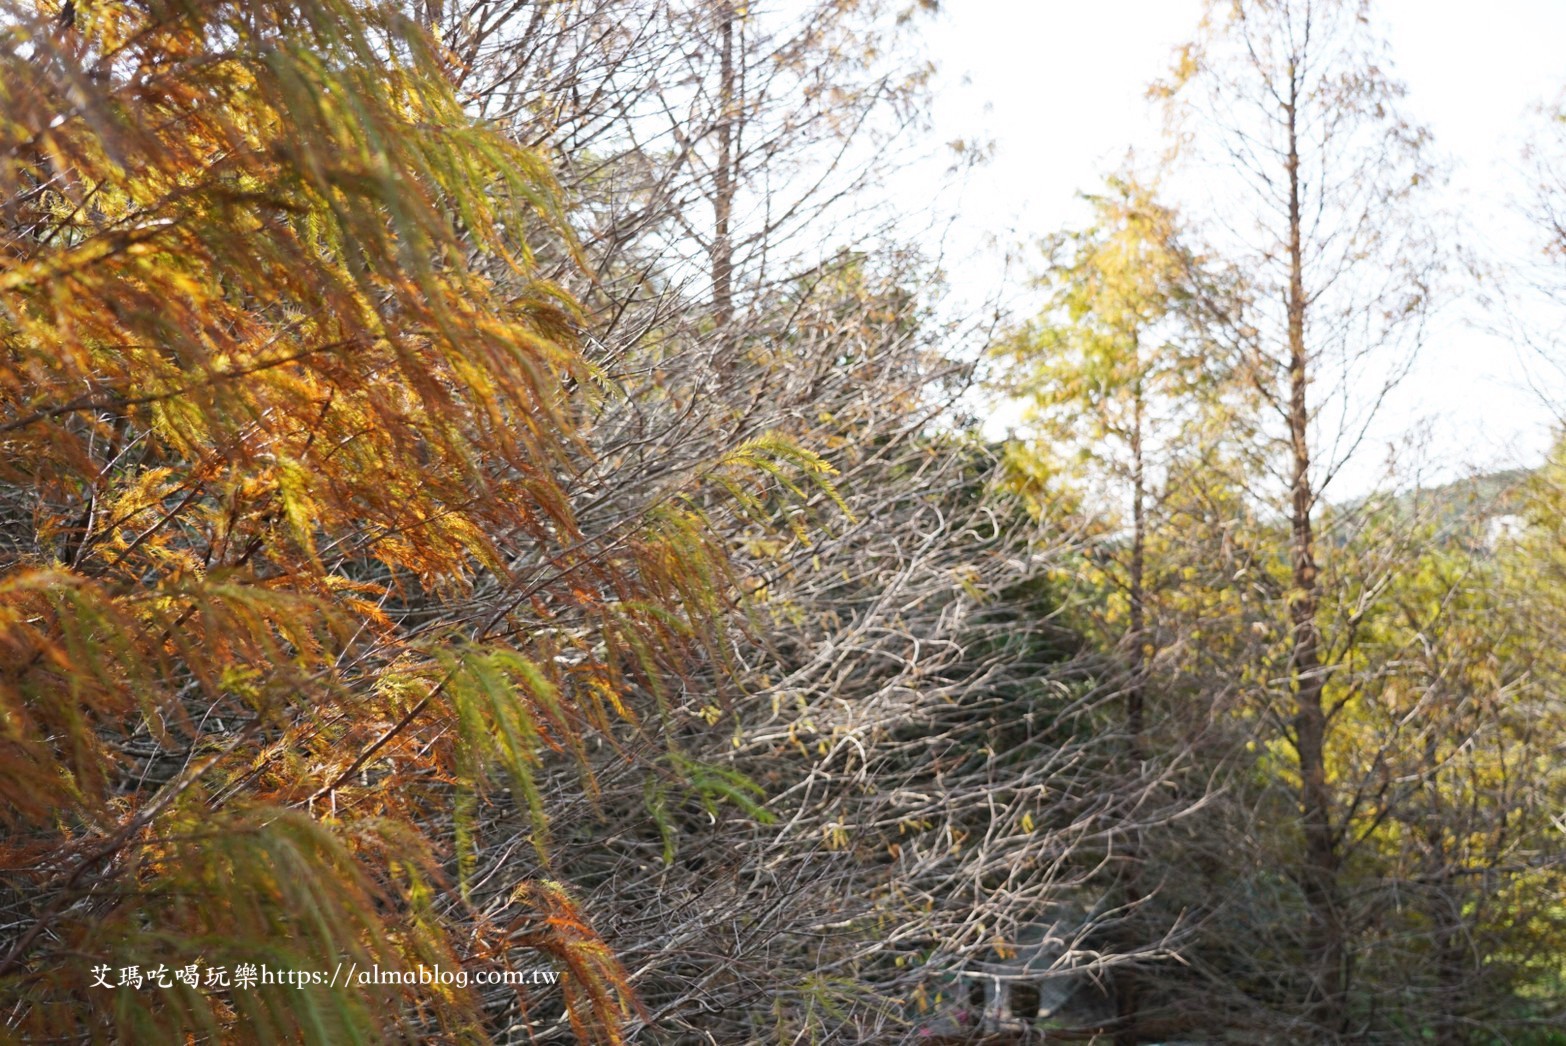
0, 1, 798, 1039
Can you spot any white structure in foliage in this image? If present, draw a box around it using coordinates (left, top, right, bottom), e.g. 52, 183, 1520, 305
958, 915, 1089, 1032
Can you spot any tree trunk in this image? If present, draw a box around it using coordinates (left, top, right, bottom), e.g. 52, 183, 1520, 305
1128, 370, 1147, 745
711, 0, 736, 337
1285, 67, 1344, 1036
1116, 368, 1147, 1046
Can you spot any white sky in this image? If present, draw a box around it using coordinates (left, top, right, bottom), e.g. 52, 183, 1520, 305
914, 0, 1566, 491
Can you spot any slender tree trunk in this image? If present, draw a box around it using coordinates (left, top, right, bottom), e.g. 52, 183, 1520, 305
1128, 373, 1147, 744
1284, 68, 1344, 1035
711, 0, 736, 336
1420, 734, 1467, 1045
1116, 368, 1147, 1046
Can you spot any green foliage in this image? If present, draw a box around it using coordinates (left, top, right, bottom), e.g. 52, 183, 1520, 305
996, 174, 1219, 484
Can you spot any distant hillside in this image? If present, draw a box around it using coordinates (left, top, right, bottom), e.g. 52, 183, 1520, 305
1345, 468, 1533, 550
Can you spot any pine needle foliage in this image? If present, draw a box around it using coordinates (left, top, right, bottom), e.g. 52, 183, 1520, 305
0, 1, 829, 1040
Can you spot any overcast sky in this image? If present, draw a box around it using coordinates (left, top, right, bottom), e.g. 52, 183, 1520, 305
917, 0, 1566, 489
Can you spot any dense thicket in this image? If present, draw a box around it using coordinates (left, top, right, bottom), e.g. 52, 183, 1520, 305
0, 1, 837, 1040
